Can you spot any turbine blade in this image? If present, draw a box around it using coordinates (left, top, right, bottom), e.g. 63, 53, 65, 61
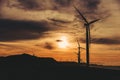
76, 39, 85, 50
89, 19, 100, 25
73, 6, 88, 24
80, 47, 86, 50
77, 39, 80, 47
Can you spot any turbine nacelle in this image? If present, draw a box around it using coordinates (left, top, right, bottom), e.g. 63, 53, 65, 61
84, 19, 100, 27
84, 24, 89, 27
89, 19, 100, 25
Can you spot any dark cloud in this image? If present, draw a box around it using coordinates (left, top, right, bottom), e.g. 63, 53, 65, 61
116, 0, 120, 3
82, 0, 100, 10
12, 0, 56, 10
17, 0, 39, 10
6, 0, 101, 11
48, 18, 72, 23
80, 37, 120, 45
0, 0, 5, 10
76, 0, 102, 20
91, 38, 120, 45
1, 0, 103, 20
16, 0, 73, 10
0, 0, 4, 5
54, 0, 72, 6
56, 40, 62, 42
0, 19, 55, 41
44, 42, 54, 50
0, 0, 3, 5
0, 0, 4, 17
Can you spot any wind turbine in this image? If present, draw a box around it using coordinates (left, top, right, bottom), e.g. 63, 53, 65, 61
76, 40, 85, 64
74, 6, 100, 67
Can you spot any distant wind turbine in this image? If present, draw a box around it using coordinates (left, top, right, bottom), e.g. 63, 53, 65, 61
76, 40, 85, 64
74, 6, 100, 67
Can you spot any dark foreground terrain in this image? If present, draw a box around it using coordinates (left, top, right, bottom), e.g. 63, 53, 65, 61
0, 54, 120, 80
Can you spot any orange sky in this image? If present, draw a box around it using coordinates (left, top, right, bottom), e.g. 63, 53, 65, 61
0, 0, 120, 66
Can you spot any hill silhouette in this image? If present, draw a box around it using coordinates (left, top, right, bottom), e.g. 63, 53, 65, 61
0, 54, 57, 67
0, 53, 120, 80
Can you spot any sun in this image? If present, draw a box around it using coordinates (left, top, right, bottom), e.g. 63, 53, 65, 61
58, 36, 69, 48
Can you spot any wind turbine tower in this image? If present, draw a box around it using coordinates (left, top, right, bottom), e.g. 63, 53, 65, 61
77, 40, 81, 64
74, 6, 100, 67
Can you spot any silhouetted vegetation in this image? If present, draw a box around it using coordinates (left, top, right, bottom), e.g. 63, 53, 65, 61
0, 53, 120, 80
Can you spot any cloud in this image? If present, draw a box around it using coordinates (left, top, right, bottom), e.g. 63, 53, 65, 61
6, 0, 101, 11
0, 43, 16, 48
79, 0, 100, 11
48, 18, 72, 23
0, 0, 5, 6
0, 0, 5, 16
0, 0, 104, 21
8, 0, 56, 10
0, 0, 119, 44
116, 0, 120, 3
13, 0, 72, 10
54, 0, 72, 6
56, 40, 62, 42
44, 42, 54, 50
109, 47, 120, 51
91, 38, 120, 45
80, 37, 120, 45
17, 0, 40, 10
0, 0, 3, 6
0, 19, 56, 41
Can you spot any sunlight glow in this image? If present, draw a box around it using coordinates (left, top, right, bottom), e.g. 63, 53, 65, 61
58, 36, 69, 48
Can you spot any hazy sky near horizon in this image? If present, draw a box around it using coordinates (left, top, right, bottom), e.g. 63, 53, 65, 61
0, 0, 120, 66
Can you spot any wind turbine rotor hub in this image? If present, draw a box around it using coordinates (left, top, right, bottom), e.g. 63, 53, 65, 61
84, 24, 89, 27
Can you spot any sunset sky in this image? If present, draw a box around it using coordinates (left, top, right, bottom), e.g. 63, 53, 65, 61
0, 0, 120, 66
